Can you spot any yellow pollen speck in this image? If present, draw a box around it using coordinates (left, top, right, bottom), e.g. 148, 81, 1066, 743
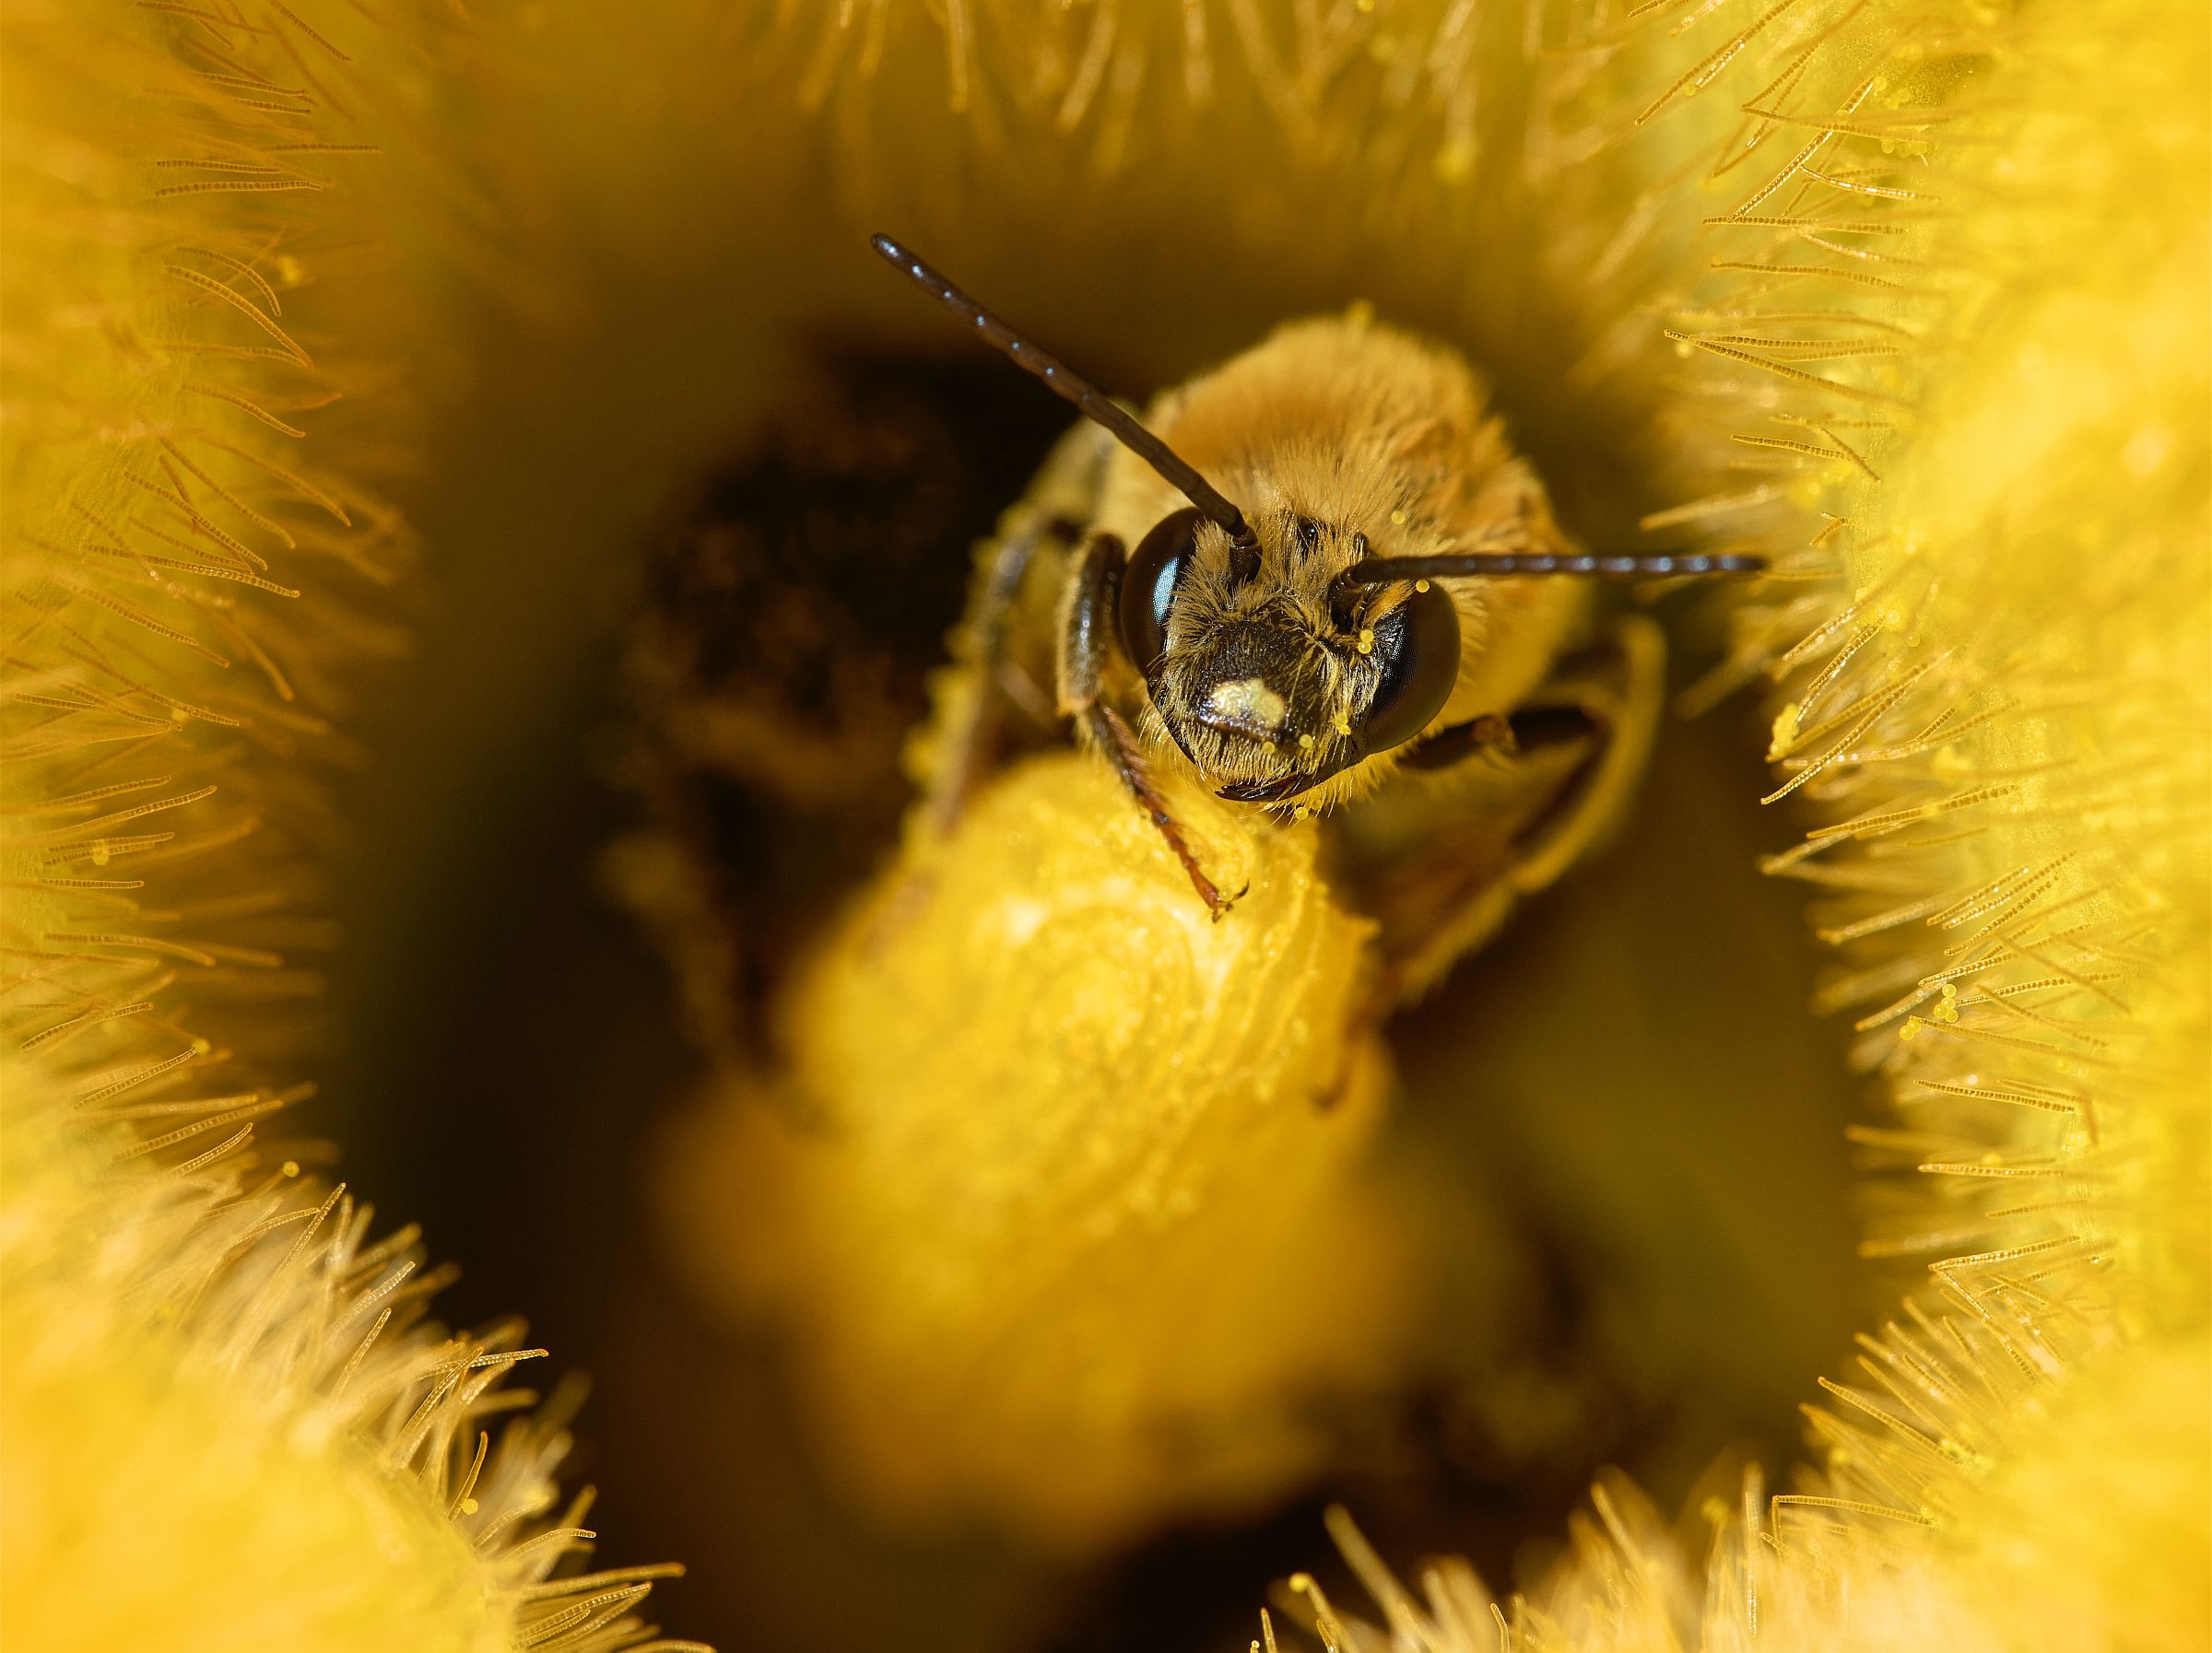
460, 1498, 479, 1516
1900, 1016, 1923, 1041
280, 1160, 300, 1178
1414, 579, 1430, 592
1769, 702, 1802, 758
1206, 677, 1290, 733
1389, 509, 1407, 526
1334, 713, 1351, 736
1358, 628, 1375, 655
1298, 733, 1314, 750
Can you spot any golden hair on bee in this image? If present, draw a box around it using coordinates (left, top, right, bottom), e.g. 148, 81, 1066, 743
1090, 314, 1603, 811
872, 234, 1760, 930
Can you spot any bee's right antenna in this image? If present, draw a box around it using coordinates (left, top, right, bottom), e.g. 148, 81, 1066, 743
871, 234, 1261, 557
1332, 549, 1765, 599
1337, 550, 1768, 581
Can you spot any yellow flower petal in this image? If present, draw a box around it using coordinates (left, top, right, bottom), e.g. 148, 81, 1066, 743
1, 7, 686, 1646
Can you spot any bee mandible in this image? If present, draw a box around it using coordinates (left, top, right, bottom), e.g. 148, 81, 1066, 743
874, 234, 1762, 1004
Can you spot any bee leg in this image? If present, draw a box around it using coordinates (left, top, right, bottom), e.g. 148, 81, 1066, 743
1395, 705, 1597, 773
1398, 711, 1520, 768
920, 423, 1112, 834
924, 511, 1082, 834
1348, 614, 1666, 1009
1496, 621, 1666, 903
1059, 533, 1235, 919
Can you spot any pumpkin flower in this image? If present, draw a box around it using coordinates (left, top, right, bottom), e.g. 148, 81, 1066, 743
4, 0, 2205, 1649
1, 6, 688, 1647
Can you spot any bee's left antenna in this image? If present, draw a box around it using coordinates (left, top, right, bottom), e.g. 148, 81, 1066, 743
871, 234, 1260, 556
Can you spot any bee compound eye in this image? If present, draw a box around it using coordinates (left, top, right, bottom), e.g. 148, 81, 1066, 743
1118, 506, 1203, 674
1359, 581, 1461, 754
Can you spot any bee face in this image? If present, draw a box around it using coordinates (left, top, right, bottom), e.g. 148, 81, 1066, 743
1118, 506, 1462, 805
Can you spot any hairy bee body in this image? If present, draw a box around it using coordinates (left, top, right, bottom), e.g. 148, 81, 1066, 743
1091, 313, 1594, 810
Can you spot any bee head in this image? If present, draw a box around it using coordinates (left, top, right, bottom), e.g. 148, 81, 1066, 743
1118, 507, 1462, 805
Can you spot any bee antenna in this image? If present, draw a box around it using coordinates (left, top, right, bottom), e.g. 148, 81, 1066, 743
872, 234, 1260, 555
1331, 549, 1766, 600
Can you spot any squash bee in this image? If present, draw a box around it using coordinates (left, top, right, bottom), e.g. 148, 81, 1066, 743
875, 235, 1761, 1006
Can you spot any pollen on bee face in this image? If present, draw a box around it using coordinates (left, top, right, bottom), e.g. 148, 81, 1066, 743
1205, 676, 1289, 733
1357, 627, 1375, 655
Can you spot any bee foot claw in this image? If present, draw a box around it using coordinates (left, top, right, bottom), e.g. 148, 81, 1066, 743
1202, 880, 1251, 921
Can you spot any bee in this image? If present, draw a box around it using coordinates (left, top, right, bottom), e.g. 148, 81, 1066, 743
874, 235, 1761, 1005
